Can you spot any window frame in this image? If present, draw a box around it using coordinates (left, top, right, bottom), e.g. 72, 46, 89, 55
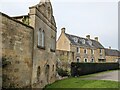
100, 49, 102, 54
84, 58, 88, 62
91, 49, 94, 55
84, 49, 87, 54
77, 47, 80, 53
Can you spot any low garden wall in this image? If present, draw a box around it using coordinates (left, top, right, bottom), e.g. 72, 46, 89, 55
71, 62, 119, 77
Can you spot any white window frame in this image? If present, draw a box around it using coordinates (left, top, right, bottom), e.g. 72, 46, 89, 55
76, 57, 80, 62
41, 31, 45, 47
100, 49, 102, 54
91, 49, 94, 54
38, 29, 41, 47
91, 58, 94, 62
84, 58, 88, 62
77, 47, 80, 53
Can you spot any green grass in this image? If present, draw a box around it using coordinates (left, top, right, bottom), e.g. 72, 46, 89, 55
45, 78, 119, 88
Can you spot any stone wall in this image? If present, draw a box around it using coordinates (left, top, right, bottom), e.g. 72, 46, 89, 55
29, 2, 57, 88
1, 13, 34, 88
106, 56, 119, 62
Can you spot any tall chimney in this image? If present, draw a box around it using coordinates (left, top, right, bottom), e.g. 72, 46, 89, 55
86, 35, 90, 39
94, 37, 98, 42
61, 27, 65, 33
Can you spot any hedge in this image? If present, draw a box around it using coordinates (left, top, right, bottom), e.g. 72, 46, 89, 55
71, 62, 119, 77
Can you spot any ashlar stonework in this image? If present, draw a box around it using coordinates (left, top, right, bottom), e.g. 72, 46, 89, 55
1, 0, 57, 88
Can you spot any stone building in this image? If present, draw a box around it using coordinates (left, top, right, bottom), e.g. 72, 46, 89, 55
105, 48, 120, 62
1, 0, 57, 88
56, 28, 106, 64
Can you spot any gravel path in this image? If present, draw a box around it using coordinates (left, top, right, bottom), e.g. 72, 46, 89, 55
81, 70, 119, 82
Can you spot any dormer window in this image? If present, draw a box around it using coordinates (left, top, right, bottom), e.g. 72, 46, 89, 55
88, 40, 92, 46
81, 39, 85, 44
74, 37, 78, 43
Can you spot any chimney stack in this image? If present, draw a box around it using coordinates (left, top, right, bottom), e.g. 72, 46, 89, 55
86, 35, 90, 39
94, 37, 98, 42
109, 46, 111, 49
61, 27, 65, 33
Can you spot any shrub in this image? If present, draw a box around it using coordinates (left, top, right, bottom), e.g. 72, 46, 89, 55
57, 68, 70, 77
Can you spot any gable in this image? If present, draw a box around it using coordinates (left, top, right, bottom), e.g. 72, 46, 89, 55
57, 33, 71, 51
37, 0, 56, 25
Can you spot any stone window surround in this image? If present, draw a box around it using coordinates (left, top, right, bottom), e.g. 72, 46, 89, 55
84, 49, 87, 54
76, 57, 80, 62
76, 47, 80, 53
100, 49, 102, 54
84, 58, 88, 62
91, 58, 94, 62
50, 36, 55, 52
37, 28, 45, 50
91, 49, 94, 55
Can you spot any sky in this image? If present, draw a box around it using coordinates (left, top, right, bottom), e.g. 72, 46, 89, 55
0, 0, 119, 49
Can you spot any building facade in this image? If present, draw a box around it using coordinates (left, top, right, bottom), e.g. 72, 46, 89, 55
105, 48, 120, 62
2, 0, 57, 88
56, 28, 106, 64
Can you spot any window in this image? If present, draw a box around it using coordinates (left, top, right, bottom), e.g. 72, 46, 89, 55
42, 31, 45, 47
37, 66, 41, 82
84, 49, 87, 54
91, 59, 94, 62
51, 37, 55, 52
74, 37, 78, 43
76, 57, 80, 62
45, 65, 50, 83
72, 52, 74, 61
91, 49, 94, 54
84, 58, 88, 62
82, 39, 85, 44
77, 47, 80, 53
52, 65, 54, 71
88, 40, 92, 46
38, 29, 41, 47
100, 49, 102, 54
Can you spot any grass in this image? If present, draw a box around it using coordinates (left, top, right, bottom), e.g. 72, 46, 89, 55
45, 78, 119, 89
44, 70, 119, 89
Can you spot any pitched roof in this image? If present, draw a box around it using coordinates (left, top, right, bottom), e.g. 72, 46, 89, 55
65, 33, 104, 49
105, 48, 120, 57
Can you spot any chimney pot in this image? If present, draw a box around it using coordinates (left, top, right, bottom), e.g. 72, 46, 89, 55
61, 27, 65, 33
86, 35, 90, 39
95, 37, 98, 41
109, 46, 111, 49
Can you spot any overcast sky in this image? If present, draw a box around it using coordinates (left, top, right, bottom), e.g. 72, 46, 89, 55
0, 0, 119, 49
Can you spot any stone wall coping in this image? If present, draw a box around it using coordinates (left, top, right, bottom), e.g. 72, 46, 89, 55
0, 12, 34, 30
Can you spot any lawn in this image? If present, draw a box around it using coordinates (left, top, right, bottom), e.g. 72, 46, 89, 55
45, 77, 119, 89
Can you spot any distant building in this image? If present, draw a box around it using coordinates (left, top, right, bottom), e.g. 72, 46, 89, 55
2, 0, 57, 88
56, 28, 106, 64
105, 48, 120, 62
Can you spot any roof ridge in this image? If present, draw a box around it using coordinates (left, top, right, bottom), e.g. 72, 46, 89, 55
65, 33, 96, 41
